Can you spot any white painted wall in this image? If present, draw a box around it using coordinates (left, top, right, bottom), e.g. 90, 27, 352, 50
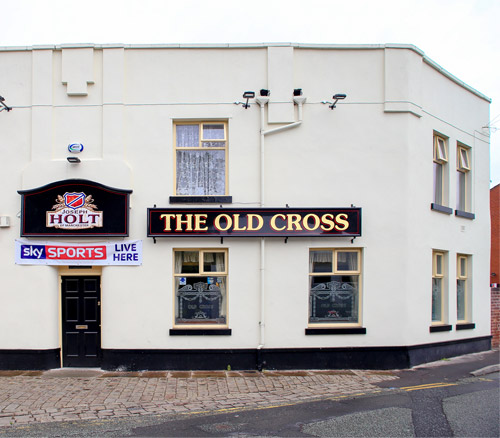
0, 44, 491, 351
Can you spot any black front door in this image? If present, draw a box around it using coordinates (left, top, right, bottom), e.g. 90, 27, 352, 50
61, 276, 101, 367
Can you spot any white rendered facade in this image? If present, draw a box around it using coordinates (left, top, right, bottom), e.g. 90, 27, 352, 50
0, 43, 491, 370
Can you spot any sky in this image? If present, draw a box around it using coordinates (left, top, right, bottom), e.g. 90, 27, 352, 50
2, 0, 499, 186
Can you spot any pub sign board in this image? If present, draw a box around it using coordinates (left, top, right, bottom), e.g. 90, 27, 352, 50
148, 207, 361, 238
18, 179, 132, 237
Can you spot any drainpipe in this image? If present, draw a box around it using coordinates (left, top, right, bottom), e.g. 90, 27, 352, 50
254, 96, 306, 371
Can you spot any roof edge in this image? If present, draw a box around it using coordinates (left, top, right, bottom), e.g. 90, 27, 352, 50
0, 42, 490, 102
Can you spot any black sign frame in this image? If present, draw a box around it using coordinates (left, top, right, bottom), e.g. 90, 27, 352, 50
18, 179, 132, 237
148, 207, 361, 238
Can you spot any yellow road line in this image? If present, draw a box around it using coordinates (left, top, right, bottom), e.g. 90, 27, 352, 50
402, 382, 458, 392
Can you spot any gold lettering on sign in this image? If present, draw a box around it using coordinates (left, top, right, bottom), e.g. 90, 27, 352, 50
320, 213, 335, 231
233, 214, 247, 231
303, 214, 320, 231
214, 214, 232, 231
194, 214, 208, 231
270, 214, 286, 231
335, 213, 349, 231
287, 214, 303, 231
247, 214, 264, 231
160, 214, 176, 231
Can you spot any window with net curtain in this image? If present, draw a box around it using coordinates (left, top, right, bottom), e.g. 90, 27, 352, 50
173, 250, 227, 325
309, 249, 361, 324
175, 122, 227, 196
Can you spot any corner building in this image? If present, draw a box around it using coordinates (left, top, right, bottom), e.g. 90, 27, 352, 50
0, 43, 492, 370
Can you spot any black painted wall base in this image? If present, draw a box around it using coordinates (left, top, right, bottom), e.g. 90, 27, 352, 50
0, 349, 60, 370
100, 336, 491, 371
0, 337, 491, 371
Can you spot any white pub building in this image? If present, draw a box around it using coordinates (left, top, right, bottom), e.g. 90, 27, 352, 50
0, 43, 492, 370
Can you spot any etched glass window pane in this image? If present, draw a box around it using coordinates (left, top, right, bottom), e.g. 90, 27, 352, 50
203, 124, 225, 139
457, 279, 466, 320
432, 278, 442, 322
310, 251, 332, 273
175, 251, 199, 274
176, 150, 226, 195
176, 125, 199, 147
309, 275, 359, 323
175, 277, 226, 324
203, 252, 225, 272
337, 252, 358, 271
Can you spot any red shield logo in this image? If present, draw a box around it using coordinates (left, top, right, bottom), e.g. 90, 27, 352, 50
64, 192, 86, 209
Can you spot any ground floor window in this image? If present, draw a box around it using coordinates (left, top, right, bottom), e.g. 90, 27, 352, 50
309, 249, 361, 324
173, 249, 227, 326
457, 254, 471, 322
432, 250, 447, 323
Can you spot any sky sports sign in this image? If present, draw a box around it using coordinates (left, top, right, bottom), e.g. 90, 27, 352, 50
15, 240, 142, 266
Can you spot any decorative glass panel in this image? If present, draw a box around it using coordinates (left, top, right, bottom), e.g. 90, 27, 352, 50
432, 278, 442, 322
337, 252, 358, 272
203, 252, 225, 272
175, 251, 199, 274
176, 150, 226, 195
310, 251, 332, 273
176, 125, 199, 147
203, 124, 225, 140
175, 278, 226, 324
457, 279, 466, 320
309, 276, 359, 323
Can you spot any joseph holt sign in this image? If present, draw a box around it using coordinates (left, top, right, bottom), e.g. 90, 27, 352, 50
47, 193, 103, 230
18, 179, 132, 237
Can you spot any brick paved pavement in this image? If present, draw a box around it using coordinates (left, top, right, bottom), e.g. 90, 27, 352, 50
0, 369, 397, 427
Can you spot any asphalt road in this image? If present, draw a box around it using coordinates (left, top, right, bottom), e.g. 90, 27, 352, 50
1, 351, 498, 437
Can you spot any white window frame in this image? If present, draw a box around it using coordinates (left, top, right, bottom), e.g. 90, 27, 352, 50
433, 134, 448, 206
456, 144, 471, 212
432, 250, 447, 324
308, 248, 362, 327
456, 254, 471, 323
173, 121, 229, 196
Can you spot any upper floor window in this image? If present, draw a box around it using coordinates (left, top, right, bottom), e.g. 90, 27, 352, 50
309, 249, 361, 325
433, 135, 448, 206
174, 122, 228, 196
456, 145, 471, 212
